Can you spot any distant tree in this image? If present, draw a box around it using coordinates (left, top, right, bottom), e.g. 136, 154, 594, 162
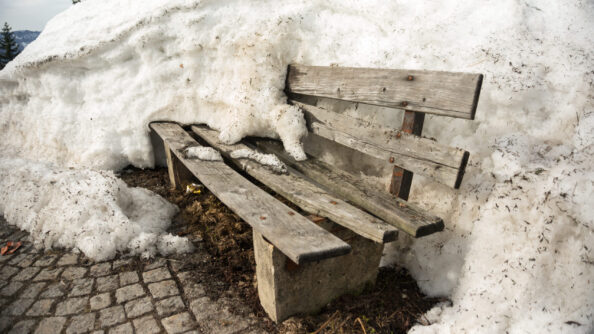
0, 22, 19, 70
72, 0, 81, 4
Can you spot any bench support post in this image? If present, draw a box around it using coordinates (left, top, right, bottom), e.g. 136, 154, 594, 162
253, 221, 384, 323
164, 142, 195, 190
389, 111, 425, 200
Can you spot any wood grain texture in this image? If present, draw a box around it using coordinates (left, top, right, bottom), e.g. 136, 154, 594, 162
292, 100, 469, 188
253, 140, 444, 238
150, 122, 351, 264
286, 64, 483, 119
191, 125, 398, 244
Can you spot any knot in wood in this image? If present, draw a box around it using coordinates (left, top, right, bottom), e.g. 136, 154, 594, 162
401, 101, 408, 107
407, 75, 414, 81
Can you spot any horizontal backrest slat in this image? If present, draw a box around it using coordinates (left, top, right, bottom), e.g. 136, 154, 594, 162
287, 64, 483, 119
292, 101, 469, 188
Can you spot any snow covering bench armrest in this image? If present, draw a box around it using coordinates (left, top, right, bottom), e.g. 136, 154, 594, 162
149, 122, 351, 264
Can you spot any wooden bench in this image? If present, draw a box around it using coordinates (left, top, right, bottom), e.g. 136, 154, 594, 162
150, 64, 483, 323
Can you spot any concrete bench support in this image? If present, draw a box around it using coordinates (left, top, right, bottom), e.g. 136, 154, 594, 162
253, 221, 384, 323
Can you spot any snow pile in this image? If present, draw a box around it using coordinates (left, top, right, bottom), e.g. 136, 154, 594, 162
184, 146, 222, 161
231, 148, 287, 174
0, 0, 592, 332
0, 158, 193, 261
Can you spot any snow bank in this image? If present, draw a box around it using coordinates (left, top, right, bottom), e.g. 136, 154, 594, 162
230, 148, 287, 174
0, 158, 193, 261
0, 0, 592, 332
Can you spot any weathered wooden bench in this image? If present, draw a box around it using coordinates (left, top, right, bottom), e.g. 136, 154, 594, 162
150, 64, 483, 323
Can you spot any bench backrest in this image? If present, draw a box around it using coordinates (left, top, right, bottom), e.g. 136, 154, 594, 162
286, 64, 483, 197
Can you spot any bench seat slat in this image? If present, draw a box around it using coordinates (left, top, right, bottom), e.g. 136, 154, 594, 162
150, 122, 351, 264
292, 100, 469, 188
287, 64, 483, 119
253, 140, 444, 238
191, 125, 399, 244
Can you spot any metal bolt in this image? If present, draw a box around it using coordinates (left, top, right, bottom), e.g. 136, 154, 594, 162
407, 75, 414, 81
401, 101, 408, 107
389, 157, 395, 163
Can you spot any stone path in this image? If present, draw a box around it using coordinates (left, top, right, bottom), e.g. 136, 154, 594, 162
0, 218, 266, 334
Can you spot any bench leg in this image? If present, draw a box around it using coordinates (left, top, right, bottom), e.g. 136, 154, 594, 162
164, 142, 194, 190
253, 221, 384, 323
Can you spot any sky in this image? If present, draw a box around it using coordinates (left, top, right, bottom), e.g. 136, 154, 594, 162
0, 0, 71, 31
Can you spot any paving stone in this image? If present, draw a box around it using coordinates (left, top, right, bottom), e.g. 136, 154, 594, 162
124, 296, 153, 318
0, 281, 23, 296
66, 313, 96, 334
9, 319, 37, 334
57, 253, 78, 266
156, 296, 185, 316
144, 258, 167, 270
33, 267, 64, 281
168, 259, 185, 273
99, 305, 126, 327
70, 277, 94, 296
20, 282, 46, 298
115, 283, 145, 303
62, 267, 88, 280
119, 271, 139, 286
0, 316, 11, 332
178, 272, 206, 299
90, 293, 112, 310
92, 331, 105, 334
161, 312, 195, 334
148, 280, 179, 299
0, 266, 19, 280
27, 298, 55, 316
55, 297, 88, 316
9, 253, 37, 267
96, 274, 119, 292
109, 322, 133, 334
90, 263, 112, 277
143, 267, 171, 283
113, 258, 133, 270
33, 254, 58, 267
6, 298, 35, 316
34, 317, 67, 334
40, 282, 66, 298
190, 297, 218, 323
133, 315, 161, 334
13, 266, 41, 281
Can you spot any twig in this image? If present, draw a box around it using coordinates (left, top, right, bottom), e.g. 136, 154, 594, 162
354, 317, 367, 334
312, 311, 339, 334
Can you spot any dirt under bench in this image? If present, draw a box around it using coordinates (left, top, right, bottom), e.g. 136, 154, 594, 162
119, 166, 446, 333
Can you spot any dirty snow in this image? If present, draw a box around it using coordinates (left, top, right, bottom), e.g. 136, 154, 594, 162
0, 158, 193, 261
0, 0, 592, 332
230, 148, 287, 174
184, 146, 223, 161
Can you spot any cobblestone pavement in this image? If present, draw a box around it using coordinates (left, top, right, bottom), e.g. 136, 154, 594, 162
0, 218, 267, 334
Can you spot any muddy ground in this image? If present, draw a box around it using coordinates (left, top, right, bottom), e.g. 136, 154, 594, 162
119, 167, 445, 334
